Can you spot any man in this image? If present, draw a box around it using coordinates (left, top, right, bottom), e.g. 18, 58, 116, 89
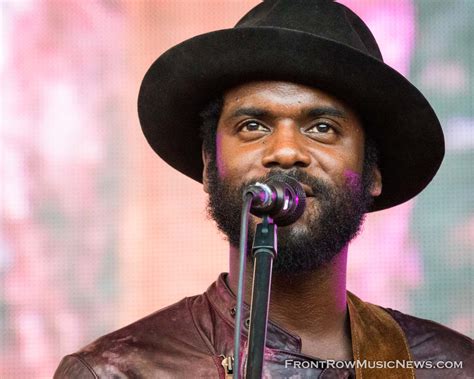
55, 1, 472, 378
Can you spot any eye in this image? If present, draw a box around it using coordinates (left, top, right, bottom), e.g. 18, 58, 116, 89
306, 122, 334, 134
240, 121, 269, 133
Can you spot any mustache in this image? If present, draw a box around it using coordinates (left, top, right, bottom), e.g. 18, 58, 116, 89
238, 168, 333, 198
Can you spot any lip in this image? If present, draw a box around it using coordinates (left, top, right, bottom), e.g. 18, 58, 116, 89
300, 183, 314, 197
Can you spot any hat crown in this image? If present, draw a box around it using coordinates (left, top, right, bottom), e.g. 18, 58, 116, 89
235, 0, 383, 61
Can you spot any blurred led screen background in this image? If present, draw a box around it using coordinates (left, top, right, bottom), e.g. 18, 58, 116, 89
0, 0, 472, 377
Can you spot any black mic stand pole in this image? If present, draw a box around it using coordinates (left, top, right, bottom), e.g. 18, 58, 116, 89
246, 215, 277, 379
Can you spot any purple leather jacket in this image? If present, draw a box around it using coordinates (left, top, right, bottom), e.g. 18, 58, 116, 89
54, 274, 472, 378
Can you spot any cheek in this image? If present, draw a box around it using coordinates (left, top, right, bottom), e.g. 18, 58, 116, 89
215, 131, 263, 179
344, 169, 363, 191
215, 133, 226, 176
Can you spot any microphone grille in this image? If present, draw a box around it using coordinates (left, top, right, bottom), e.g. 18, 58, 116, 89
264, 174, 306, 226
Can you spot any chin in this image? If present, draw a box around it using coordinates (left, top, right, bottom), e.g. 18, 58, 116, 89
278, 218, 311, 239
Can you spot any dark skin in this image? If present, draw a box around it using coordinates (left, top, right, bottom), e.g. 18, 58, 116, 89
203, 81, 382, 361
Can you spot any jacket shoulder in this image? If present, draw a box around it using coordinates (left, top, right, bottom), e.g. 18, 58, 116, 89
54, 354, 98, 378
54, 295, 220, 378
384, 308, 472, 361
384, 307, 473, 377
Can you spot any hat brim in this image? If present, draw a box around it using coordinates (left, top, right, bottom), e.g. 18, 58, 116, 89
138, 27, 444, 212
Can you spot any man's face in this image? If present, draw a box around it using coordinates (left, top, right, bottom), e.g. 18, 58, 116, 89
203, 81, 381, 274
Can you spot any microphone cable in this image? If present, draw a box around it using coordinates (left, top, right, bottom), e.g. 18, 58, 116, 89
233, 192, 253, 379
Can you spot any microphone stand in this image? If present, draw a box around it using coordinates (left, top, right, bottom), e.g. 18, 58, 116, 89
234, 175, 304, 378
246, 215, 277, 379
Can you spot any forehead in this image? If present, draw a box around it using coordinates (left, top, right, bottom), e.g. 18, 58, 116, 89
221, 81, 359, 119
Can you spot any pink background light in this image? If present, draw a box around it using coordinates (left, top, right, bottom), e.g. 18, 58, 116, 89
0, 1, 472, 377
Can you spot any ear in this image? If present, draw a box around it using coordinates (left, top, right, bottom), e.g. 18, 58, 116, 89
202, 148, 210, 194
370, 166, 382, 197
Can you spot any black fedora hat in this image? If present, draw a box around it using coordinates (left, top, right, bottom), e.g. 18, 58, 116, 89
138, 0, 444, 212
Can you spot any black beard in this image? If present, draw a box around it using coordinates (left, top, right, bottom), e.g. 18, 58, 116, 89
206, 163, 374, 276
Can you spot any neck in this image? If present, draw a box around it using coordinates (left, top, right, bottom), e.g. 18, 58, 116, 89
227, 244, 351, 360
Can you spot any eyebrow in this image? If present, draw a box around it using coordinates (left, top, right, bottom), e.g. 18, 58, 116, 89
228, 106, 347, 120
307, 107, 347, 119
229, 107, 269, 119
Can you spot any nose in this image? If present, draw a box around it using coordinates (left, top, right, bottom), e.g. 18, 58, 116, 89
261, 124, 311, 169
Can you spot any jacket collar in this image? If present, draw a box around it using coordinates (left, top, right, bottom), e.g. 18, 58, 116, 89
206, 273, 301, 351
206, 273, 415, 378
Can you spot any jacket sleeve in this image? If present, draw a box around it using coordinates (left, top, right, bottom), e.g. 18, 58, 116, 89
53, 355, 98, 379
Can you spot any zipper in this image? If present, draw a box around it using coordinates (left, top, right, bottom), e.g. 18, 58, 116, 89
220, 355, 234, 378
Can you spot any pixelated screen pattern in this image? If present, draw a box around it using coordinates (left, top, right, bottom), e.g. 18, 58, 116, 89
0, 0, 472, 377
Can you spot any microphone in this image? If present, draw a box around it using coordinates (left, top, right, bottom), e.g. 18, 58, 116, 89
244, 173, 306, 226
